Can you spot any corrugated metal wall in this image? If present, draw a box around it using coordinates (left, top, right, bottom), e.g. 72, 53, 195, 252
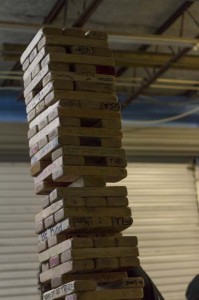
0, 163, 41, 300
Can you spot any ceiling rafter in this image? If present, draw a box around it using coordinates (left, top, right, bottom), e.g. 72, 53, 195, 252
117, 0, 194, 77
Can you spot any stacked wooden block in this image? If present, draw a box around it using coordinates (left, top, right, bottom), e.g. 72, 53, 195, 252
20, 27, 144, 300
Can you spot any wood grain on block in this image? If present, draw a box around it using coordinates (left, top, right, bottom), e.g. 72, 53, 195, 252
52, 165, 127, 183
35, 199, 63, 223
54, 207, 131, 223
51, 146, 125, 160
31, 160, 51, 176
38, 240, 47, 253
38, 136, 48, 149
50, 186, 127, 202
20, 26, 63, 63
38, 216, 133, 242
48, 234, 93, 249
41, 53, 114, 68
67, 176, 106, 188
42, 261, 49, 272
39, 237, 94, 263
107, 196, 128, 207
116, 236, 138, 247
51, 272, 128, 288
43, 280, 97, 300
32, 63, 41, 78
94, 257, 118, 272
45, 90, 117, 107
28, 125, 38, 139
64, 288, 143, 300
60, 246, 139, 262
70, 45, 112, 57
49, 255, 60, 268
24, 65, 49, 97
29, 48, 38, 63
118, 257, 140, 269
75, 81, 115, 94
44, 215, 55, 229
29, 101, 59, 128
99, 277, 144, 289
93, 237, 116, 248
48, 107, 120, 121
63, 28, 85, 37
37, 35, 108, 51
26, 81, 54, 113
22, 58, 29, 71
40, 260, 95, 283
35, 180, 69, 195
31, 136, 80, 165
35, 219, 44, 234
85, 31, 108, 40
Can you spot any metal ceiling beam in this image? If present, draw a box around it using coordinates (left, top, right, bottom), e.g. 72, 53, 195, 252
121, 41, 198, 109
73, 0, 103, 27
117, 0, 194, 77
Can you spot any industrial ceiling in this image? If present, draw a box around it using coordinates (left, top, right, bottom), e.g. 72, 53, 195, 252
0, 0, 199, 125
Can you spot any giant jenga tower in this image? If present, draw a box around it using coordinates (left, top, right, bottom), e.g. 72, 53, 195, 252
20, 27, 144, 300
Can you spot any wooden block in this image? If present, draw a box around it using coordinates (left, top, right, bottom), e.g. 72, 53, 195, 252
38, 117, 48, 131
42, 195, 50, 209
35, 99, 46, 115
60, 246, 139, 263
20, 26, 63, 63
54, 207, 132, 223
29, 101, 59, 128
85, 30, 108, 40
37, 35, 108, 52
31, 160, 51, 176
22, 58, 29, 71
29, 117, 122, 147
35, 220, 44, 234
50, 196, 85, 206
29, 48, 38, 62
40, 260, 95, 283
116, 236, 138, 247
24, 65, 49, 97
44, 215, 55, 229
99, 137, 122, 148
50, 186, 128, 202
52, 165, 127, 183
42, 71, 72, 86
65, 288, 143, 300
93, 237, 116, 248
75, 81, 115, 94
45, 90, 117, 107
36, 199, 63, 223
35, 180, 69, 195
25, 91, 35, 105
30, 136, 80, 166
51, 272, 128, 288
96, 119, 121, 129
118, 257, 140, 269
47, 233, 93, 249
74, 64, 96, 74
38, 240, 47, 253
48, 107, 120, 121
63, 28, 85, 37
43, 280, 97, 300
84, 197, 107, 207
96, 65, 115, 76
49, 255, 60, 268
39, 237, 94, 263
107, 196, 128, 207
32, 63, 41, 78
70, 45, 112, 57
47, 62, 70, 71
38, 136, 48, 149
94, 257, 118, 272
27, 125, 38, 139
41, 53, 114, 68
99, 278, 144, 289
42, 261, 49, 272
67, 176, 106, 188
24, 73, 32, 88
38, 216, 133, 242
